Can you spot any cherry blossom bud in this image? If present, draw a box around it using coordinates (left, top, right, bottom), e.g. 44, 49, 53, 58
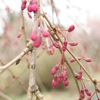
63, 79, 69, 87
53, 75, 58, 81
33, 35, 42, 48
63, 66, 67, 71
76, 73, 82, 80
51, 64, 60, 75
68, 42, 78, 46
32, 3, 38, 13
41, 29, 50, 37
58, 75, 63, 84
86, 91, 91, 96
84, 58, 92, 62
23, 0, 27, 4
47, 47, 54, 55
80, 93, 85, 99
53, 42, 61, 48
52, 79, 58, 88
30, 30, 37, 41
62, 44, 67, 51
62, 71, 67, 78
51, 68, 56, 75
80, 89, 85, 99
27, 5, 33, 12
17, 31, 23, 38
17, 33, 21, 38
68, 25, 75, 32
70, 58, 76, 63
85, 88, 91, 96
21, 3, 26, 10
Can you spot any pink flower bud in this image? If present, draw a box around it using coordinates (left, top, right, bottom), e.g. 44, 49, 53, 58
17, 33, 21, 38
47, 47, 54, 55
63, 66, 67, 71
51, 64, 59, 75
70, 58, 76, 63
52, 79, 58, 88
68, 25, 75, 32
58, 75, 63, 84
63, 79, 69, 87
86, 91, 91, 96
32, 3, 38, 13
84, 58, 92, 62
51, 68, 56, 75
17, 31, 23, 38
21, 3, 26, 10
62, 44, 67, 51
53, 42, 61, 48
41, 29, 50, 37
80, 93, 85, 99
62, 71, 67, 78
85, 88, 91, 96
33, 35, 42, 48
68, 42, 78, 46
30, 30, 37, 41
23, 0, 27, 4
54, 75, 58, 81
80, 89, 85, 99
62, 40, 67, 51
76, 73, 82, 80
54, 64, 60, 70
27, 5, 33, 12
80, 89, 84, 93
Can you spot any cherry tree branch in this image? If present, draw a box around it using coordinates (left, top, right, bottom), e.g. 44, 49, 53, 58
28, 48, 44, 100
0, 41, 32, 73
0, 92, 13, 100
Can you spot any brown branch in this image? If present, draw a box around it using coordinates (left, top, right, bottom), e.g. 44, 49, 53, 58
0, 92, 13, 100
28, 48, 44, 100
0, 41, 32, 73
44, 13, 81, 95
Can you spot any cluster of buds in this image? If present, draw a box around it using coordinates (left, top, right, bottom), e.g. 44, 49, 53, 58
21, 0, 38, 18
51, 55, 69, 88
29, 13, 76, 55
80, 88, 91, 99
30, 17, 51, 48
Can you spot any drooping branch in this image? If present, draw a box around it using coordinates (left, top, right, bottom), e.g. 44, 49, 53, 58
0, 92, 13, 100
0, 41, 32, 73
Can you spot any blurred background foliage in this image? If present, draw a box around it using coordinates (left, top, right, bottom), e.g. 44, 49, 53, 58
0, 0, 100, 100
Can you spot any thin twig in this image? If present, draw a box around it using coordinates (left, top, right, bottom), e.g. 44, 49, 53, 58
21, 0, 27, 46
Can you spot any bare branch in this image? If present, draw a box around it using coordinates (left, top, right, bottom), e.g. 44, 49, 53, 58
0, 92, 13, 100
0, 41, 32, 73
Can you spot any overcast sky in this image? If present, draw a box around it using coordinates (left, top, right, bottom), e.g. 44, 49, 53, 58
0, 0, 100, 34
